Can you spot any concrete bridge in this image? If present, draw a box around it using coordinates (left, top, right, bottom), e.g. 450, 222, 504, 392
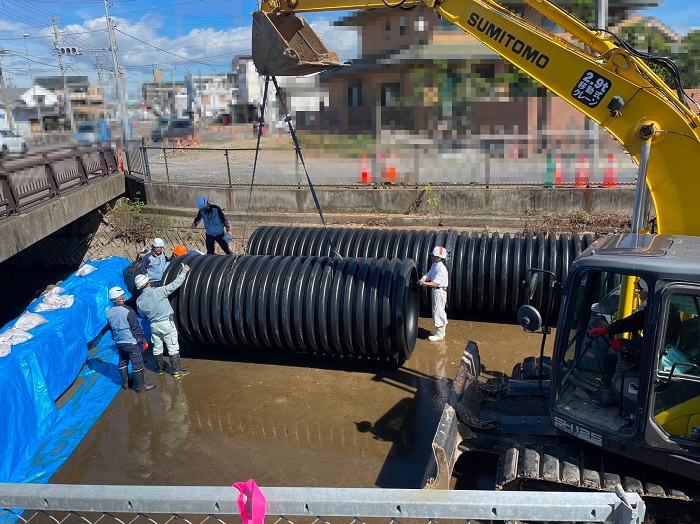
0, 146, 121, 265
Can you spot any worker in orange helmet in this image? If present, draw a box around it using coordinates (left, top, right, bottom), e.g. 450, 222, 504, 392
171, 244, 203, 258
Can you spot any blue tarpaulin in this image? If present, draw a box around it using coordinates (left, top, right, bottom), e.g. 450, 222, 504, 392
0, 256, 131, 483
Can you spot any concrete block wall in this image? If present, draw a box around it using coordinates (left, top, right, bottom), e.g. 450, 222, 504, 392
145, 183, 636, 217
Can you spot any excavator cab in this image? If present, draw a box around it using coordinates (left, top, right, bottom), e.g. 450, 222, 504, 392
252, 11, 347, 77
548, 234, 700, 479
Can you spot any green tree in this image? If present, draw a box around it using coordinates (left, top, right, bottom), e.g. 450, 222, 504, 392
617, 22, 675, 86
569, 0, 596, 25
674, 30, 700, 88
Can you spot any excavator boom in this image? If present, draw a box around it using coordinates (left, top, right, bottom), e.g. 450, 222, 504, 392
253, 0, 700, 237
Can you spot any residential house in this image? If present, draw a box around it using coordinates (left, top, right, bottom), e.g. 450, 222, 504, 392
190, 73, 234, 123
305, 0, 663, 148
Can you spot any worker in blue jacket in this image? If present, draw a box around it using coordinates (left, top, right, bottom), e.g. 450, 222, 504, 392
191, 196, 233, 255
140, 237, 169, 287
106, 286, 155, 393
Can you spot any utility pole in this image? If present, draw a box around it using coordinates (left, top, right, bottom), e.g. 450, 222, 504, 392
23, 34, 43, 144
104, 0, 129, 141
51, 17, 76, 133
94, 52, 105, 82
0, 48, 14, 133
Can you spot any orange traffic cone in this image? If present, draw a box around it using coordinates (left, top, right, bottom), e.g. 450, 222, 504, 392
385, 152, 397, 183
360, 153, 372, 183
575, 154, 589, 187
603, 153, 618, 187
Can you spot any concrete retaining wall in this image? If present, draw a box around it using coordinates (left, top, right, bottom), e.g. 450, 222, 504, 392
146, 183, 635, 216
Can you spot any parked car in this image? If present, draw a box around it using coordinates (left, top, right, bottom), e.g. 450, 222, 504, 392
0, 129, 28, 158
151, 118, 194, 142
73, 120, 111, 143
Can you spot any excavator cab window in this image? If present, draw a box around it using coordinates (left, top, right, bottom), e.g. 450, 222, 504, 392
554, 268, 642, 434
651, 291, 700, 442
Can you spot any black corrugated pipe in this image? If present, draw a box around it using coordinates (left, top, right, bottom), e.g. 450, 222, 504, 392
161, 254, 419, 366
247, 227, 595, 316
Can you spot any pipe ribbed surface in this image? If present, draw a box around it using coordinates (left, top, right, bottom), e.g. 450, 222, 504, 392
248, 227, 595, 315
161, 254, 419, 364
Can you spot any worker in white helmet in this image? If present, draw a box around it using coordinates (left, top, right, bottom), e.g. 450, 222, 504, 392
135, 264, 191, 378
419, 246, 449, 342
106, 286, 155, 393
140, 237, 169, 287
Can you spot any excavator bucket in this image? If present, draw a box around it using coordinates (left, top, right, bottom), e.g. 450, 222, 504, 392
252, 10, 348, 77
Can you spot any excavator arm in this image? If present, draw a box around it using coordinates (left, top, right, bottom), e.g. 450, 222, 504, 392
254, 0, 700, 237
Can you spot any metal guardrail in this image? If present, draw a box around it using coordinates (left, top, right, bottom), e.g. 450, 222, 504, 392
135, 137, 639, 187
0, 483, 645, 523
0, 145, 118, 217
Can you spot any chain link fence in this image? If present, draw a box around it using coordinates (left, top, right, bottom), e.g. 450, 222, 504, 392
0, 483, 645, 524
136, 131, 639, 187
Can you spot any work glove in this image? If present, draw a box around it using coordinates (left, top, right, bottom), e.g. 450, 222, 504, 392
224, 232, 232, 242
609, 339, 626, 352
588, 327, 608, 338
417, 280, 425, 287
181, 264, 191, 274
142, 342, 149, 351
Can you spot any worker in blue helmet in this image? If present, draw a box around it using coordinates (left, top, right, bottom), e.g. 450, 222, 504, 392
191, 196, 233, 255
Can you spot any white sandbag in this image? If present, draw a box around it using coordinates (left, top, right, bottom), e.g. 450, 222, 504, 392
14, 311, 48, 331
0, 328, 33, 345
35, 293, 75, 312
75, 264, 98, 277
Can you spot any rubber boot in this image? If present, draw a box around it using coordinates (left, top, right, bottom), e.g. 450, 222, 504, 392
155, 354, 165, 375
119, 366, 129, 390
170, 354, 190, 378
428, 325, 446, 342
132, 368, 156, 393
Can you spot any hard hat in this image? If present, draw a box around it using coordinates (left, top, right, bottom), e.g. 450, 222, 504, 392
431, 246, 447, 259
196, 196, 208, 209
134, 274, 150, 290
173, 244, 187, 256
152, 237, 165, 248
108, 286, 125, 301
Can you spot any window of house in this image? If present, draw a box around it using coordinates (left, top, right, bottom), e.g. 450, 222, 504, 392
385, 20, 391, 40
381, 83, 401, 107
348, 83, 362, 107
473, 63, 495, 79
415, 17, 427, 32
400, 16, 406, 36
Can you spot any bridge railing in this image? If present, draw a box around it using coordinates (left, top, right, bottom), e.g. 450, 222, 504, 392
0, 145, 118, 218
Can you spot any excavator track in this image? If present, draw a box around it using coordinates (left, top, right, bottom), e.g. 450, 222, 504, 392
497, 442, 700, 523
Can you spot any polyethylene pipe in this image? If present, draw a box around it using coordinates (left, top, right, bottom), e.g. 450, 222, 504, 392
161, 254, 419, 365
248, 227, 594, 316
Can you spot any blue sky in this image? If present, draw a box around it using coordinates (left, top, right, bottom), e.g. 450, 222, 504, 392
0, 0, 697, 96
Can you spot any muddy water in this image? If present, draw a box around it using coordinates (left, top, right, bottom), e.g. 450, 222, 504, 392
51, 315, 553, 488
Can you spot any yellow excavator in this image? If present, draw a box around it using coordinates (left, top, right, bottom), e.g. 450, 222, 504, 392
252, 1, 700, 521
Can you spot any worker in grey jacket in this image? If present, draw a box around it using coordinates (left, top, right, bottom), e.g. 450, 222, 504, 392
135, 264, 191, 378
106, 286, 155, 393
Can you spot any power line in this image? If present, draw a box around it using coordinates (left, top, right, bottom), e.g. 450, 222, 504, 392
114, 27, 215, 69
